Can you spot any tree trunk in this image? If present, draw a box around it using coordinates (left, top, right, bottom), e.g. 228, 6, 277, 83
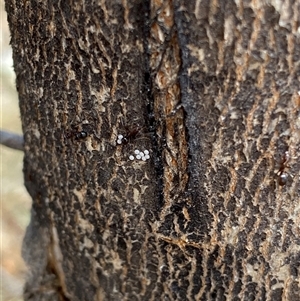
5, 0, 300, 300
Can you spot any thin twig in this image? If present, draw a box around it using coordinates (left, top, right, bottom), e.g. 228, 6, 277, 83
0, 129, 24, 151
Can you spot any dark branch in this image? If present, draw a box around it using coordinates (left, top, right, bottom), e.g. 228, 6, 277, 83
0, 129, 24, 151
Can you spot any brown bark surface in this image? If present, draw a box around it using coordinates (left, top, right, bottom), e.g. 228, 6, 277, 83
5, 0, 300, 300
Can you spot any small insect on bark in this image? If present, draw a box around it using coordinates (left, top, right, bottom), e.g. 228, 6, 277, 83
277, 151, 290, 186
65, 129, 88, 140
116, 125, 142, 145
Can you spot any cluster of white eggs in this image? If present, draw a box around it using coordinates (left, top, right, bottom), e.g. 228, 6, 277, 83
116, 134, 125, 145
116, 133, 150, 162
129, 149, 150, 161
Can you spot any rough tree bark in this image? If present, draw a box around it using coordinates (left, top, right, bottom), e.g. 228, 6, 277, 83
5, 0, 300, 300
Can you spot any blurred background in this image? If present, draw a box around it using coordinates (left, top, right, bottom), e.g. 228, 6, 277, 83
1, 1, 31, 300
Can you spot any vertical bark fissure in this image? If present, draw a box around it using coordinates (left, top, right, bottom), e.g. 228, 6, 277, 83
141, 1, 165, 213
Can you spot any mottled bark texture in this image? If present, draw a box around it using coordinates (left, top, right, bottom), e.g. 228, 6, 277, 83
5, 0, 300, 300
